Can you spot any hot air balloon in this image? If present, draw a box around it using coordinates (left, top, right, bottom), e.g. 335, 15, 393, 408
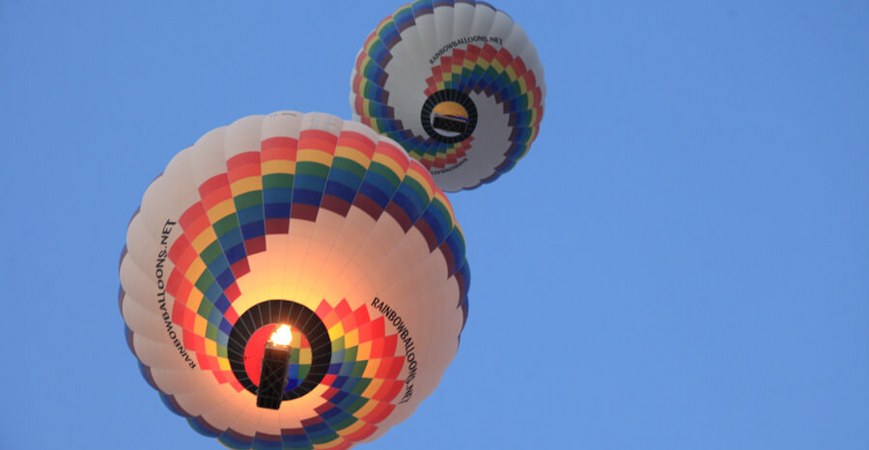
350, 0, 545, 192
119, 111, 470, 449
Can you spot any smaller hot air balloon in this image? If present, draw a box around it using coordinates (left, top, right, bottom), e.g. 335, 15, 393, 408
351, 0, 545, 192
119, 111, 469, 449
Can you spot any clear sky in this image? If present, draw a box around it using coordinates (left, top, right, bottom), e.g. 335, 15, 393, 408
1, 1, 868, 449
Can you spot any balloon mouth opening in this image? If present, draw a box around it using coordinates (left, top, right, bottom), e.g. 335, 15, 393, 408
228, 300, 331, 404
421, 90, 477, 143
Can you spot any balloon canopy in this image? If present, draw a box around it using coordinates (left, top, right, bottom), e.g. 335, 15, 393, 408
119, 111, 470, 449
351, 0, 545, 192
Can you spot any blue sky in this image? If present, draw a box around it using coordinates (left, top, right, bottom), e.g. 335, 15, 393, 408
1, 1, 868, 449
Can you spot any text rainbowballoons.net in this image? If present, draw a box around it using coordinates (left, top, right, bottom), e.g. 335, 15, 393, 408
119, 111, 469, 449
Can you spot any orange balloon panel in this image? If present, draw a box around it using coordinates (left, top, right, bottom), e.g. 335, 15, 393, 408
119, 111, 469, 449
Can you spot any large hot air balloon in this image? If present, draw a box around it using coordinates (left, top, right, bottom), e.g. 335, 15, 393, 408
119, 111, 470, 449
350, 0, 545, 192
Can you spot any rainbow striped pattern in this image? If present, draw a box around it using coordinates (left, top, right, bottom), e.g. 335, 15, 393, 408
136, 124, 469, 448
351, 0, 544, 186
181, 299, 406, 449
147, 299, 406, 449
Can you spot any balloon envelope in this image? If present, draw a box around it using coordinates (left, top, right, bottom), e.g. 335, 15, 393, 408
119, 111, 470, 449
350, 0, 545, 191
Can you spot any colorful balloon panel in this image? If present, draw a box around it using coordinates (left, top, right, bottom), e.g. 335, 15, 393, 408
120, 111, 470, 449
350, 0, 545, 191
